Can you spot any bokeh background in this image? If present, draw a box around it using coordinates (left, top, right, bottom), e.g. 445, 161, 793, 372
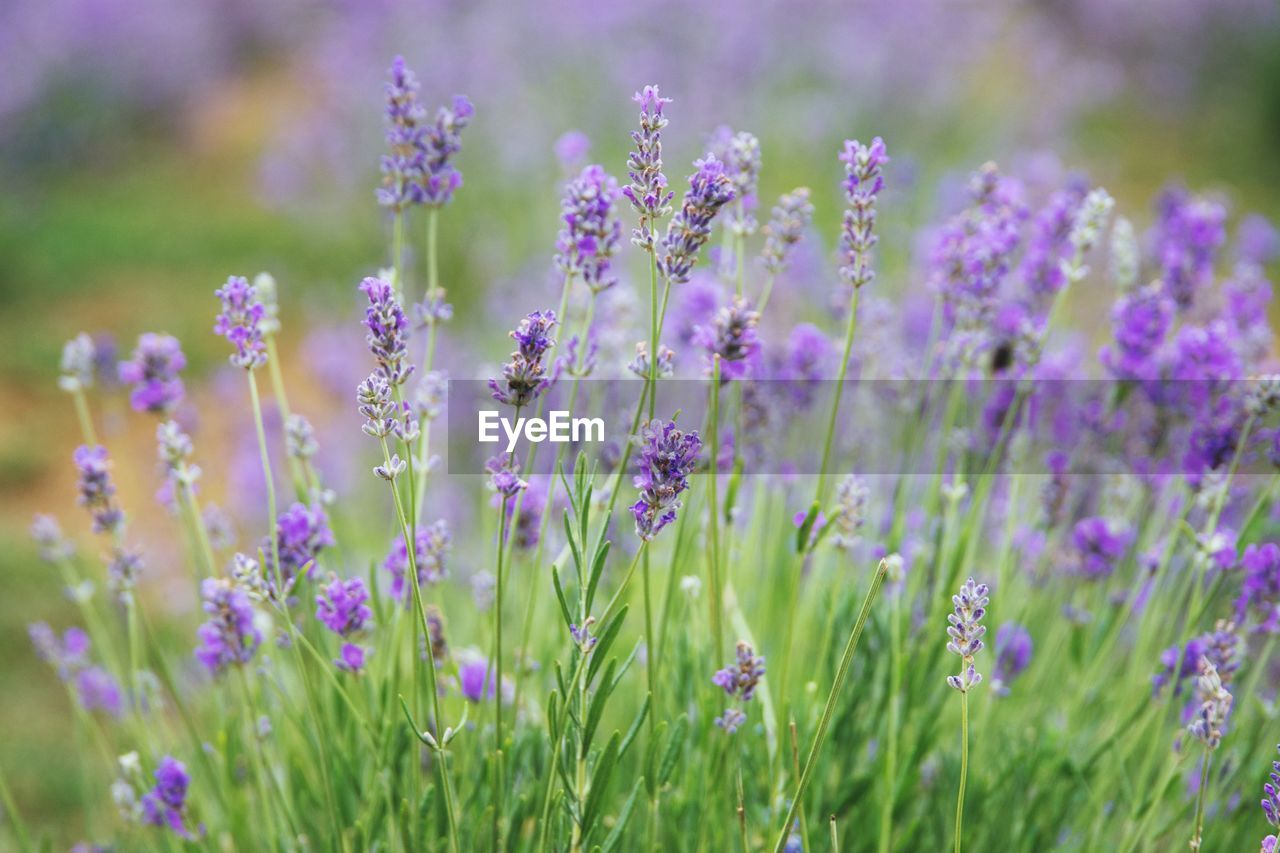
3, 0, 1280, 838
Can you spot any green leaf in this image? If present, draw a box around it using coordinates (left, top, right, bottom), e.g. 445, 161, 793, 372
658, 715, 688, 785
582, 658, 618, 752
601, 777, 645, 853
588, 607, 628, 686
582, 730, 622, 838
585, 539, 612, 616
619, 693, 650, 759
552, 565, 574, 628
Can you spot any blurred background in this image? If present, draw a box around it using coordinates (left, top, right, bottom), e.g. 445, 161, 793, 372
2, 0, 1280, 838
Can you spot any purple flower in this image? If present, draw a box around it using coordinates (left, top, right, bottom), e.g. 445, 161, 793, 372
991, 623, 1033, 695
555, 165, 622, 293
157, 420, 200, 493
1018, 182, 1086, 299
459, 655, 497, 703
359, 276, 414, 386
1238, 214, 1280, 267
1261, 744, 1280, 837
316, 576, 372, 637
195, 578, 261, 675
658, 155, 735, 285
418, 94, 473, 208
213, 277, 267, 369
712, 641, 766, 701
378, 56, 426, 211
335, 643, 368, 674
780, 323, 832, 407
714, 129, 761, 236
1153, 637, 1209, 696
31, 513, 73, 562
1150, 188, 1226, 311
75, 666, 123, 716
759, 188, 814, 277
554, 131, 591, 170
489, 311, 557, 408
693, 296, 760, 381
630, 419, 702, 540
1238, 543, 1280, 633
140, 756, 195, 838
623, 85, 675, 251
946, 577, 988, 692
1071, 517, 1131, 579
267, 502, 335, 595
1187, 659, 1232, 749
29, 622, 90, 680
118, 333, 187, 413
714, 707, 748, 734
73, 445, 124, 536
485, 453, 528, 501
383, 519, 451, 601
1100, 282, 1175, 381
837, 137, 889, 291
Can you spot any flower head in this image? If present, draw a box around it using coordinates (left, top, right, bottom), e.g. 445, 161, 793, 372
359, 276, 414, 386
1100, 282, 1176, 381
991, 622, 1033, 695
157, 420, 200, 492
489, 311, 557, 408
267, 503, 335, 595
837, 137, 888, 291
31, 514, 73, 562
118, 333, 187, 412
316, 576, 372, 637
1261, 744, 1280, 837
623, 85, 675, 250
335, 643, 368, 674
383, 519, 451, 601
140, 756, 196, 838
74, 445, 124, 536
759, 188, 814, 277
712, 641, 766, 701
195, 578, 261, 676
630, 419, 702, 540
378, 57, 472, 210
1072, 517, 1131, 579
946, 577, 988, 692
658, 156, 735, 285
715, 129, 761, 236
556, 165, 622, 293
59, 333, 96, 393
693, 295, 760, 380
214, 277, 267, 369
1238, 543, 1280, 633
1188, 659, 1232, 749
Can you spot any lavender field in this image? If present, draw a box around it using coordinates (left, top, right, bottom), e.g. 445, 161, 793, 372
4, 2, 1280, 851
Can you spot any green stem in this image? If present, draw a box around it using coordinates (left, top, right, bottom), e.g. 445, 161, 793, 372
71, 388, 98, 447
246, 370, 281, 594
0, 759, 34, 852
954, 689, 969, 853
707, 356, 725, 661
771, 560, 887, 853
1190, 748, 1211, 851
815, 286, 861, 506
879, 587, 902, 853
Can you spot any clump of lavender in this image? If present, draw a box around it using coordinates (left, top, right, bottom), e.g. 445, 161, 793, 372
630, 418, 702, 540
693, 295, 760, 380
194, 578, 261, 676
837, 137, 888, 292
118, 333, 187, 413
74, 445, 124, 537
555, 164, 622, 293
383, 519, 451, 601
213, 276, 267, 369
991, 622, 1033, 695
360, 276, 414, 386
489, 311, 557, 408
946, 577, 988, 692
759, 188, 814, 277
658, 156, 736, 285
140, 756, 197, 839
623, 85, 674, 252
1260, 745, 1280, 852
713, 641, 765, 733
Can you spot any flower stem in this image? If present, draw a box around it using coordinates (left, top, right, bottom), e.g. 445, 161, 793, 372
1190, 748, 1212, 851
954, 688, 969, 853
71, 388, 98, 447
772, 559, 887, 853
246, 370, 281, 594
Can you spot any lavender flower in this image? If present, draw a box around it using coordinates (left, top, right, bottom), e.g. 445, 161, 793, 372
1018, 183, 1085, 299
714, 707, 748, 734
316, 576, 372, 637
157, 420, 200, 491
1151, 188, 1226, 311
285, 414, 319, 461
378, 56, 426, 211
485, 453, 528, 500
194, 578, 261, 676
717, 129, 761, 236
946, 577, 988, 692
991, 622, 1033, 695
75, 666, 123, 716
489, 311, 557, 408
29, 622, 89, 680
140, 757, 195, 838
1261, 745, 1280, 847
1071, 517, 1131, 579
1100, 282, 1176, 381
828, 475, 869, 550
383, 519, 451, 601
59, 333, 96, 393
627, 342, 674, 380
459, 654, 497, 703
359, 276, 414, 386
268, 503, 335, 592
623, 85, 674, 251
74, 445, 124, 536
556, 164, 622, 293
107, 548, 143, 603
1237, 543, 1280, 633
712, 641, 766, 701
1188, 659, 1232, 749
1110, 216, 1140, 290
426, 605, 448, 663
658, 156, 735, 285
118, 333, 187, 413
358, 372, 398, 439
630, 418, 702, 540
693, 295, 760, 380
213, 276, 267, 369
335, 643, 368, 674
759, 188, 814, 277
837, 137, 889, 292
31, 514, 73, 562
418, 94, 473, 208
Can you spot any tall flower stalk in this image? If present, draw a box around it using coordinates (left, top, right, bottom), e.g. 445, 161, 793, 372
946, 577, 988, 853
